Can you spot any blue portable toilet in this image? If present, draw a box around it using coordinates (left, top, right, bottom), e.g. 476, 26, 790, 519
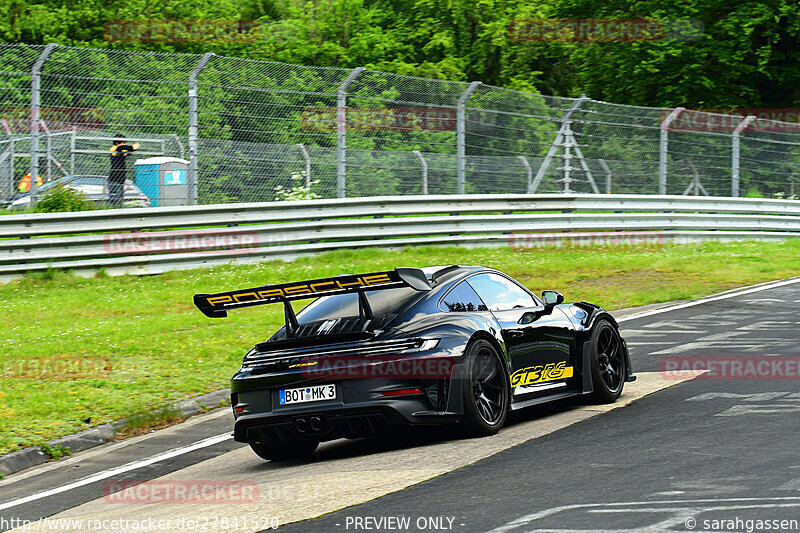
134, 157, 190, 207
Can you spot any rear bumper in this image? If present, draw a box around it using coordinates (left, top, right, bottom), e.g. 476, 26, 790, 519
233, 399, 461, 443
231, 367, 465, 443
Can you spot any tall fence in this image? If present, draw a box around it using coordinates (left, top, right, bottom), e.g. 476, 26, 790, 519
1, 42, 799, 205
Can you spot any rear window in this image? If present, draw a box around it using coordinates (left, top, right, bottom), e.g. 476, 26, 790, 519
296, 287, 421, 324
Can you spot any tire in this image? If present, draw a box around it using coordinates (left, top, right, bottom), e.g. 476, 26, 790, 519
589, 319, 626, 403
460, 339, 509, 436
249, 439, 319, 461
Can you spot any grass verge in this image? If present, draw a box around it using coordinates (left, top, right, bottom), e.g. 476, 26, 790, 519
1, 240, 798, 455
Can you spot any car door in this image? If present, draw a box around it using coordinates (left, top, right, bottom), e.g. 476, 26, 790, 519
466, 273, 577, 401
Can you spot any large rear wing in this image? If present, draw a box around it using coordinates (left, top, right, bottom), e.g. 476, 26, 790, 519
193, 267, 431, 321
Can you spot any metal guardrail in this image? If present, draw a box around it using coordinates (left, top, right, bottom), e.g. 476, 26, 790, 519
2, 194, 799, 282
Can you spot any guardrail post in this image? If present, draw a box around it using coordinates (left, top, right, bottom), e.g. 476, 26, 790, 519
413, 150, 428, 194
337, 67, 365, 198
457, 81, 481, 194
518, 155, 532, 193
297, 143, 311, 187
188, 52, 214, 206
732, 115, 756, 198
29, 43, 57, 207
659, 107, 684, 195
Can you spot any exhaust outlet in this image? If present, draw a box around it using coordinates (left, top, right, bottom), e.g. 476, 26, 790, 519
294, 418, 308, 433
309, 416, 323, 432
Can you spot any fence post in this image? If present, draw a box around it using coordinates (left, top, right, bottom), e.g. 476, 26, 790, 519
659, 107, 684, 195
413, 150, 428, 194
70, 126, 76, 175
457, 81, 481, 194
530, 95, 586, 193
297, 143, 311, 187
29, 43, 57, 207
40, 120, 52, 181
598, 158, 612, 194
188, 52, 214, 206
337, 67, 365, 198
2, 120, 14, 197
169, 134, 185, 160
731, 115, 755, 198
518, 155, 532, 193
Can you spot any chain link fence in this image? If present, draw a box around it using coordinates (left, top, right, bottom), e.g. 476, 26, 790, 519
1, 42, 798, 206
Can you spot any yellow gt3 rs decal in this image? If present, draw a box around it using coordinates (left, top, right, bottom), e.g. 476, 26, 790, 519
510, 361, 574, 387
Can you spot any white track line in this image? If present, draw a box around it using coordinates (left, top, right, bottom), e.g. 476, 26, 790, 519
0, 433, 231, 512
618, 276, 800, 323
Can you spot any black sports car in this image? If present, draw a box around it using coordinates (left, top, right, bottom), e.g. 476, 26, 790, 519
194, 265, 635, 461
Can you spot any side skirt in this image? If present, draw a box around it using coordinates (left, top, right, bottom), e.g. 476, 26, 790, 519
509, 390, 580, 411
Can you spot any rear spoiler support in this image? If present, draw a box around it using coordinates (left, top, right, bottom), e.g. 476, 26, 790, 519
284, 300, 300, 337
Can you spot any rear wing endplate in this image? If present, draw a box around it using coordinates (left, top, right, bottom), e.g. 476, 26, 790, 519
193, 267, 431, 320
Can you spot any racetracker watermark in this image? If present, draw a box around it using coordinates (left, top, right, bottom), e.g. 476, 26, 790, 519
104, 229, 261, 255
663, 108, 800, 133
509, 231, 666, 249
103, 480, 258, 504
104, 19, 258, 43
8, 516, 279, 531
509, 18, 703, 42
661, 357, 800, 380
1, 106, 103, 132
1, 355, 111, 380
299, 356, 454, 380
300, 107, 456, 132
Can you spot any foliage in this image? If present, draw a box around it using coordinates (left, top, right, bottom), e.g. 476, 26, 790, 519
40, 442, 71, 460
2, 0, 800, 109
34, 185, 96, 213
274, 172, 321, 201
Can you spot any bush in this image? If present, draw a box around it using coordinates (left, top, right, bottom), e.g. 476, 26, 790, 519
274, 172, 321, 201
35, 185, 96, 213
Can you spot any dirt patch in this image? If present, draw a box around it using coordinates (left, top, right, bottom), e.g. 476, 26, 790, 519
565, 269, 742, 301
566, 270, 693, 292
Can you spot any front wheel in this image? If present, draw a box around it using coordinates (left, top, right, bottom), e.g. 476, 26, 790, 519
460, 339, 509, 436
249, 439, 319, 461
589, 319, 626, 403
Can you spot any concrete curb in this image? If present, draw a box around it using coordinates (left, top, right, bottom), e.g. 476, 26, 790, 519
0, 388, 230, 477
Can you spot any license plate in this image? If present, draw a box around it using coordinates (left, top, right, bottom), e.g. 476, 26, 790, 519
279, 384, 336, 405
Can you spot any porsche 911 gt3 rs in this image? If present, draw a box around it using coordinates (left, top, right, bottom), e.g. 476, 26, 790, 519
194, 265, 635, 460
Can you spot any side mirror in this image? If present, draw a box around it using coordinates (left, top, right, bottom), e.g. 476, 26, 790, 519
542, 290, 564, 307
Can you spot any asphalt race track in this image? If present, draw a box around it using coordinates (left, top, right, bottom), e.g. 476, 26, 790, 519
1, 278, 798, 533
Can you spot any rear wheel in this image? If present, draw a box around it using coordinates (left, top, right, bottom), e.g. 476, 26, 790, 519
461, 339, 509, 436
249, 439, 319, 461
589, 319, 626, 403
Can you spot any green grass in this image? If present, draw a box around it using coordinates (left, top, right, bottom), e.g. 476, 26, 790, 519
1, 240, 799, 455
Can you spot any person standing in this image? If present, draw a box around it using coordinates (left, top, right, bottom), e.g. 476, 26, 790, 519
109, 134, 140, 207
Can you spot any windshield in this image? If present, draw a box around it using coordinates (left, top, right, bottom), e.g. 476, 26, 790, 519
296, 287, 421, 324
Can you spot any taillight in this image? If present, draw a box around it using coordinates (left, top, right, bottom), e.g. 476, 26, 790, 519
381, 388, 424, 397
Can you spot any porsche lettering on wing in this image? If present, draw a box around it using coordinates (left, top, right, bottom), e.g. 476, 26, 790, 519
206, 273, 394, 308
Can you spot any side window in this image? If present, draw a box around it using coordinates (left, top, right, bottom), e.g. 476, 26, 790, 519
467, 273, 537, 311
439, 281, 488, 313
